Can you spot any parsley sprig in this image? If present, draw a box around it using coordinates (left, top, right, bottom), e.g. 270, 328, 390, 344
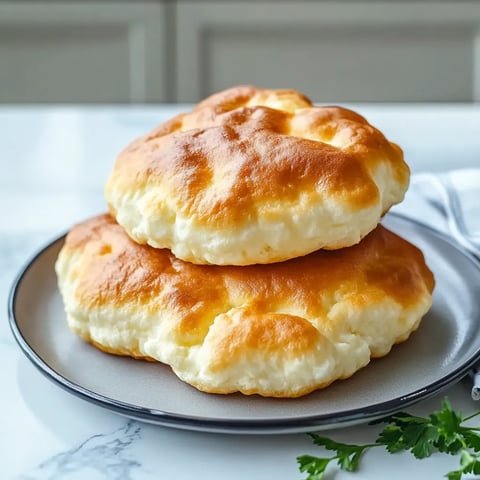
298, 399, 480, 480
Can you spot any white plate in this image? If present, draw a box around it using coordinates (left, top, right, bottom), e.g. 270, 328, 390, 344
8, 213, 480, 434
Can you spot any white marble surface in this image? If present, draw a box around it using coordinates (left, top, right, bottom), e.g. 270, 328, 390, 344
2, 104, 480, 480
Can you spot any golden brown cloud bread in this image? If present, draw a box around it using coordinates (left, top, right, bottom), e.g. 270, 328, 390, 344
105, 85, 409, 265
56, 214, 434, 398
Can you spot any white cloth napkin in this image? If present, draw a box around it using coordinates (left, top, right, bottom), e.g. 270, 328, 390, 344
392, 168, 480, 260
393, 168, 480, 398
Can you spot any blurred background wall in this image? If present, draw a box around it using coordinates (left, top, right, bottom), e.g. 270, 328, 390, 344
1, 0, 480, 104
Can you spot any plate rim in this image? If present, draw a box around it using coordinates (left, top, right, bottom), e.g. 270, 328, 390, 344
8, 212, 480, 434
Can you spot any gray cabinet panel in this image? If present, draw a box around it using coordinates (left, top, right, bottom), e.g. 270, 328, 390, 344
202, 26, 473, 102
0, 1, 170, 103
176, 1, 480, 103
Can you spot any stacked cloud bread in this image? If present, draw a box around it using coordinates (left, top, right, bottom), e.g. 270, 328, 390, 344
55, 86, 435, 398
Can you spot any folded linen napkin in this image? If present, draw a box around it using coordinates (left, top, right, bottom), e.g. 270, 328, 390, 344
392, 169, 480, 260
392, 168, 480, 399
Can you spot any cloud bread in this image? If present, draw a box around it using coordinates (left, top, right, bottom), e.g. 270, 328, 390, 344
105, 85, 410, 265
55, 214, 434, 398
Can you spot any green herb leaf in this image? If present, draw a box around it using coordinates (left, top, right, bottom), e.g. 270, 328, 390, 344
376, 412, 440, 458
336, 445, 370, 472
297, 454, 331, 480
308, 434, 374, 472
430, 399, 465, 454
445, 449, 480, 480
445, 469, 463, 480
298, 398, 480, 480
461, 430, 480, 452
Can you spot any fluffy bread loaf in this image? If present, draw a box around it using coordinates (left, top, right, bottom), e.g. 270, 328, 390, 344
55, 214, 434, 398
105, 85, 410, 265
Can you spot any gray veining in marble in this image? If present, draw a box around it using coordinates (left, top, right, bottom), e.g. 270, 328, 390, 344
20, 421, 143, 480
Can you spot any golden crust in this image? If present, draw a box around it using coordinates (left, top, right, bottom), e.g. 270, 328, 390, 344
56, 214, 434, 398
105, 85, 409, 265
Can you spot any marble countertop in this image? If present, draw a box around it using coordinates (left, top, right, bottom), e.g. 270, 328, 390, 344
2, 104, 480, 480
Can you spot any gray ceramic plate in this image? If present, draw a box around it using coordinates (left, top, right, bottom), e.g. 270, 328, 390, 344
8, 213, 480, 434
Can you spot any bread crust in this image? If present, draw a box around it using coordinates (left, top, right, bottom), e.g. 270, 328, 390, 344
105, 85, 409, 265
55, 214, 434, 398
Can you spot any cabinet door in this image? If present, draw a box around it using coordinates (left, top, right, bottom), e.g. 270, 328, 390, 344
175, 1, 480, 103
0, 1, 171, 103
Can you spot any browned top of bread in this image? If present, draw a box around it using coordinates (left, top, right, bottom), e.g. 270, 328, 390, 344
108, 85, 407, 223
57, 214, 434, 397
104, 86, 410, 265
65, 214, 434, 318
